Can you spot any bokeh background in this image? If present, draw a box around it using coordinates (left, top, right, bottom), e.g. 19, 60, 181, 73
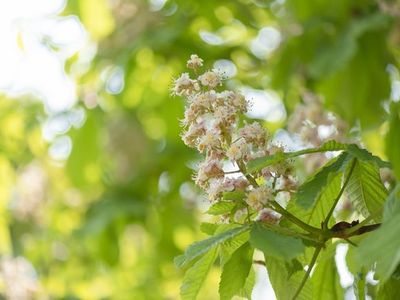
0, 0, 399, 299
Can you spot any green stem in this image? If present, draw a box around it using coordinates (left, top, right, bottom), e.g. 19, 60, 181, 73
355, 269, 366, 300
292, 246, 322, 300
289, 146, 346, 157
237, 160, 259, 187
260, 222, 321, 243
271, 201, 322, 236
322, 158, 357, 229
246, 143, 348, 174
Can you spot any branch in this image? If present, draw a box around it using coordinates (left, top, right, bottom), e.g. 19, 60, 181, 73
271, 201, 322, 236
330, 222, 381, 239
342, 207, 383, 236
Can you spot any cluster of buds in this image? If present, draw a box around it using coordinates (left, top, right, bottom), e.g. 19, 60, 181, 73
173, 55, 298, 222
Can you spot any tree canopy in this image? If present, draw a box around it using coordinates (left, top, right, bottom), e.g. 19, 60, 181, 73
0, 0, 399, 299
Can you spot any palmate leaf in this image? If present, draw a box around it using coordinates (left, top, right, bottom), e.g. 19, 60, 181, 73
174, 225, 250, 268
266, 256, 312, 300
346, 144, 390, 168
356, 186, 400, 282
219, 230, 250, 265
250, 222, 305, 260
199, 222, 219, 236
296, 152, 351, 209
237, 267, 256, 299
345, 160, 388, 221
287, 172, 342, 228
311, 244, 344, 300
206, 201, 236, 215
180, 247, 218, 300
219, 242, 253, 300
246, 140, 347, 174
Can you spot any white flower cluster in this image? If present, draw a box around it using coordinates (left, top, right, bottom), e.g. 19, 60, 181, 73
0, 256, 39, 300
287, 94, 347, 146
287, 93, 347, 172
173, 55, 298, 221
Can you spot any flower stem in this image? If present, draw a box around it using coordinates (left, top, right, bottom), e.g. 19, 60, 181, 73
237, 161, 259, 187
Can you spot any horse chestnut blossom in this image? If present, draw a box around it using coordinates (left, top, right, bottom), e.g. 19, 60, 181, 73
287, 93, 348, 172
172, 55, 298, 222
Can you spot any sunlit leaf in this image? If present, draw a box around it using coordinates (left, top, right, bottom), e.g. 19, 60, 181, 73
266, 255, 312, 300
206, 201, 236, 215
200, 222, 219, 236
287, 172, 342, 228
296, 152, 350, 209
219, 242, 253, 300
175, 225, 250, 268
311, 244, 343, 300
219, 230, 250, 265
345, 160, 388, 221
250, 222, 305, 260
356, 187, 400, 282
347, 144, 390, 169
180, 247, 218, 300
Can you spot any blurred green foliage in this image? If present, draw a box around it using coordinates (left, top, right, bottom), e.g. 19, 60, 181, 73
0, 0, 399, 299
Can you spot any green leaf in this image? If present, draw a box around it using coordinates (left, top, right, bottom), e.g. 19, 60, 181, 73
266, 256, 312, 300
287, 172, 342, 228
206, 201, 236, 215
246, 140, 347, 173
296, 152, 350, 209
219, 230, 250, 265
377, 277, 400, 300
285, 259, 304, 279
345, 160, 388, 221
200, 222, 219, 236
386, 103, 400, 180
222, 191, 245, 201
237, 267, 256, 299
180, 247, 218, 300
175, 225, 250, 268
346, 144, 390, 169
219, 243, 253, 300
250, 222, 305, 260
356, 187, 400, 282
383, 184, 400, 222
312, 244, 344, 300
